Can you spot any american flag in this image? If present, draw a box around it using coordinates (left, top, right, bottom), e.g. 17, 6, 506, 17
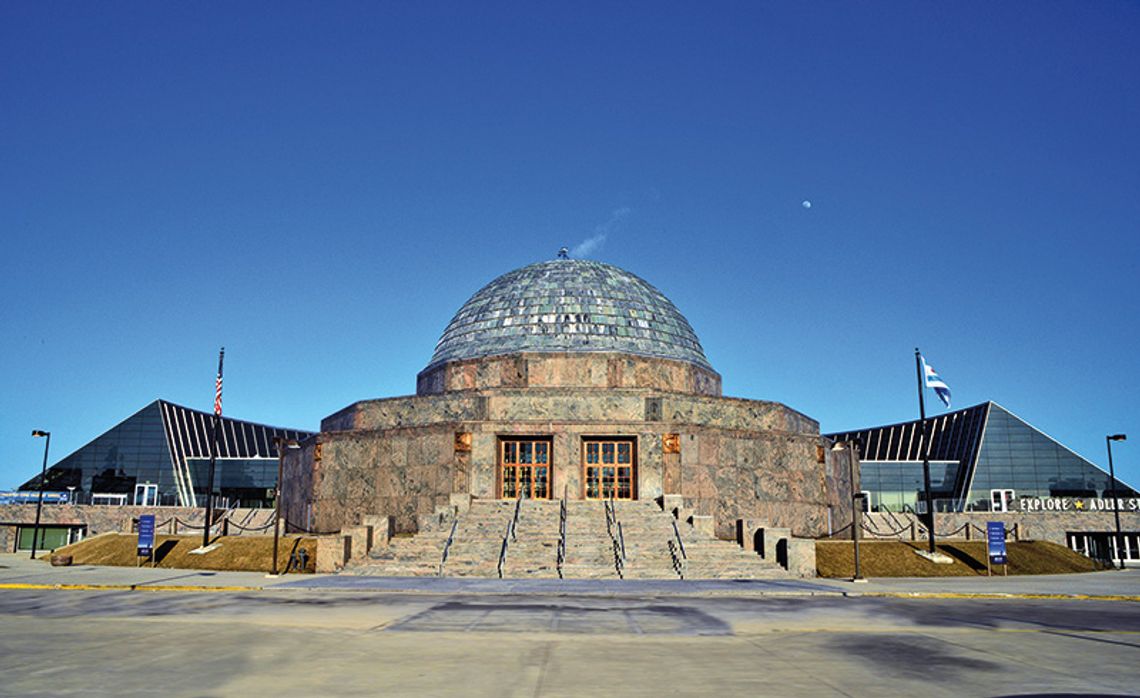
213, 347, 225, 416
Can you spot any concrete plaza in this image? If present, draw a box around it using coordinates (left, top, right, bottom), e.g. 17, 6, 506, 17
1, 555, 1138, 696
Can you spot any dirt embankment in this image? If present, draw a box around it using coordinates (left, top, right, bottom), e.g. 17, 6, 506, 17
816, 539, 1109, 577
48, 533, 318, 573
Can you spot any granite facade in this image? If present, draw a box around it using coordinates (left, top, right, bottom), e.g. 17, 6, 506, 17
416, 352, 721, 397
285, 353, 848, 537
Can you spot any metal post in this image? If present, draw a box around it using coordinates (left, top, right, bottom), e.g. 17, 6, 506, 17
915, 349, 936, 554
273, 438, 285, 575
202, 348, 224, 549
1106, 435, 1127, 569
202, 412, 219, 549
30, 431, 51, 560
849, 440, 864, 582
272, 437, 299, 575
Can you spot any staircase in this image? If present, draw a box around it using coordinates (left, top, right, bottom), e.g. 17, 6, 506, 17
349, 498, 789, 579
559, 501, 620, 579
501, 500, 561, 578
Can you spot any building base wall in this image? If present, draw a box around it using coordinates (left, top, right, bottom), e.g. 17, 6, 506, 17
286, 387, 852, 538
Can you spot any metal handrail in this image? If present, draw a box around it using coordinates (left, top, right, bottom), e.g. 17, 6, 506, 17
238, 508, 258, 528
497, 536, 509, 578
511, 495, 522, 543
602, 494, 624, 578
671, 519, 687, 560
881, 506, 910, 533
498, 496, 523, 578
610, 537, 624, 579
556, 495, 567, 579
668, 539, 685, 579
617, 521, 626, 563
439, 516, 459, 577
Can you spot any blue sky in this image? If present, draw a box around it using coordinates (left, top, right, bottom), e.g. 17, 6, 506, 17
2, 2, 1138, 490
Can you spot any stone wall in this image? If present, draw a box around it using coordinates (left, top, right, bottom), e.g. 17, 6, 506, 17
415, 352, 722, 397
322, 388, 817, 435
292, 349, 845, 538
289, 387, 845, 537
0, 504, 272, 553
673, 430, 850, 539
865, 510, 1140, 548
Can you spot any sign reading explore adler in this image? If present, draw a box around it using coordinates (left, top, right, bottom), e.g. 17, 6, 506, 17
987, 521, 1007, 566
137, 514, 156, 558
1020, 496, 1140, 513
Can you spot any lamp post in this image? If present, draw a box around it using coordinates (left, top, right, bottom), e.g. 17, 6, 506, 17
1106, 434, 1127, 568
271, 437, 300, 576
832, 439, 865, 582
30, 430, 51, 560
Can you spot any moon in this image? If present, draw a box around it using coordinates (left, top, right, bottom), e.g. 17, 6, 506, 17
802, 200, 812, 209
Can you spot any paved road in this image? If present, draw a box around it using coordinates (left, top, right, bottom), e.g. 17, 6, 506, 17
1, 583, 1138, 696
4, 554, 1139, 598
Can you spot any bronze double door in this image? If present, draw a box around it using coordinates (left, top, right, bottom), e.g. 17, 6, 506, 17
583, 438, 635, 500
499, 439, 551, 499
498, 437, 637, 500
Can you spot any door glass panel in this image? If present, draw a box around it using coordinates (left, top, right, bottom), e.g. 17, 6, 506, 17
499, 440, 551, 499
503, 466, 517, 498
534, 466, 548, 499
586, 467, 600, 499
583, 439, 636, 500
617, 468, 631, 499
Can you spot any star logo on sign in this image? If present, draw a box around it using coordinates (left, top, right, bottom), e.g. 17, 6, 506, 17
1074, 499, 1085, 510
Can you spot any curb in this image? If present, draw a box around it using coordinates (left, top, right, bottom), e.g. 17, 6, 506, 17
0, 582, 1137, 601
0, 583, 262, 593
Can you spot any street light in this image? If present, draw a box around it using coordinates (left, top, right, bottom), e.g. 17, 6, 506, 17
271, 437, 301, 576
832, 439, 866, 582
30, 430, 51, 560
1106, 434, 1127, 568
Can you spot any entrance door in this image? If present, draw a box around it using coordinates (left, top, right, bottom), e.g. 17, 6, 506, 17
583, 438, 636, 500
134, 483, 158, 506
990, 489, 1015, 512
499, 438, 551, 499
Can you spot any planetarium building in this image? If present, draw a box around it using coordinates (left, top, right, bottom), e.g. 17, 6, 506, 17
283, 254, 854, 543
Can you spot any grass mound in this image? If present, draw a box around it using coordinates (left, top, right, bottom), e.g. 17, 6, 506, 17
48, 533, 318, 573
816, 539, 1109, 578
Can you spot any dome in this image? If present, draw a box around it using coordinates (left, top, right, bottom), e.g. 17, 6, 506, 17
425, 257, 713, 372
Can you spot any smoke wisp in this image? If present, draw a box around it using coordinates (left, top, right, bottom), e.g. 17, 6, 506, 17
571, 206, 631, 258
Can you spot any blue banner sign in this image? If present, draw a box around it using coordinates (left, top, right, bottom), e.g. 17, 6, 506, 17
0, 491, 70, 505
137, 514, 156, 557
987, 521, 1007, 565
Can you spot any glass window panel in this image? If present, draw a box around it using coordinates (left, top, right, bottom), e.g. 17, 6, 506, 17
534, 467, 548, 499
503, 467, 516, 498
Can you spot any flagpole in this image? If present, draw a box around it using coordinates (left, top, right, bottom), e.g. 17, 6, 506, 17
914, 348, 936, 554
202, 347, 224, 548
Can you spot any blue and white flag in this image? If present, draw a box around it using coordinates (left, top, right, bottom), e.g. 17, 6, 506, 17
922, 357, 952, 408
